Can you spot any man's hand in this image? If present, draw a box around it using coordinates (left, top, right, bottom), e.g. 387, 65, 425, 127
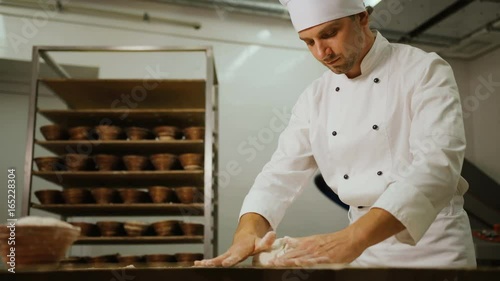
194, 213, 275, 267
269, 208, 405, 266
268, 228, 364, 266
194, 231, 276, 267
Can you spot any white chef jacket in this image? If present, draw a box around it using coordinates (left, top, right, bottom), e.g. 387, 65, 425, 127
239, 31, 476, 268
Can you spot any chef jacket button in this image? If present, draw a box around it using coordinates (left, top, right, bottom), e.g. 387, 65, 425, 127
377, 171, 383, 176
358, 206, 364, 209
372, 124, 379, 130
343, 174, 349, 180
335, 87, 340, 92
374, 78, 380, 83
332, 131, 337, 136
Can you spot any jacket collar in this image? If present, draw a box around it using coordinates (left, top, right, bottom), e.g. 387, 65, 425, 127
359, 30, 390, 76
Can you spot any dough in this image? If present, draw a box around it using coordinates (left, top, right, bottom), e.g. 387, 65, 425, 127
252, 237, 291, 266
17, 216, 75, 229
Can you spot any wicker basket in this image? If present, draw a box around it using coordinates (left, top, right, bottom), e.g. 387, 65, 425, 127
34, 190, 64, 204
119, 189, 149, 204
69, 222, 100, 237
0, 225, 80, 268
183, 127, 205, 140
153, 126, 180, 140
148, 186, 176, 203
87, 254, 119, 264
180, 222, 204, 236
34, 157, 61, 172
123, 155, 149, 171
62, 188, 93, 204
174, 253, 204, 264
145, 254, 176, 263
124, 221, 149, 237
150, 153, 177, 171
125, 127, 150, 140
179, 153, 203, 170
96, 221, 124, 237
93, 154, 121, 171
64, 154, 90, 171
175, 187, 203, 204
68, 126, 91, 140
118, 255, 144, 265
152, 220, 181, 236
40, 125, 67, 140
95, 125, 122, 141
91, 188, 120, 204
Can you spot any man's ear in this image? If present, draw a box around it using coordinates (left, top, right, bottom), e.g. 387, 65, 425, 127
358, 11, 370, 27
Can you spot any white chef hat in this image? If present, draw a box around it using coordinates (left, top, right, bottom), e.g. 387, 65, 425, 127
280, 0, 366, 32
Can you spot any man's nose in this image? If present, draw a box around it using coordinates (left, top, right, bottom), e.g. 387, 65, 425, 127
315, 41, 333, 60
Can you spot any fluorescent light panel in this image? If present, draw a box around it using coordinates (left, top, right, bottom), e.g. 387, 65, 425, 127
365, 0, 382, 7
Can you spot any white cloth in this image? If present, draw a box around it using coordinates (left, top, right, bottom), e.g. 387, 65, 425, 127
239, 31, 476, 267
279, 0, 366, 32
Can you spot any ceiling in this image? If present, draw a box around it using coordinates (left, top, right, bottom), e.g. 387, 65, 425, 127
150, 0, 500, 59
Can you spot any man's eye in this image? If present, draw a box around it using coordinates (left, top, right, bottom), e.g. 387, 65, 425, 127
323, 31, 337, 38
306, 41, 314, 46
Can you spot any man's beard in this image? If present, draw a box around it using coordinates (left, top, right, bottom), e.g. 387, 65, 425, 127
323, 23, 364, 75
323, 54, 358, 74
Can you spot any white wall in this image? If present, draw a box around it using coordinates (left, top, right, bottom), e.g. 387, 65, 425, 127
466, 49, 500, 183
0, 1, 347, 261
447, 50, 500, 184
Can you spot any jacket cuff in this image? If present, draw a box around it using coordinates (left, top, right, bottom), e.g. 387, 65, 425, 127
239, 190, 289, 231
371, 182, 438, 245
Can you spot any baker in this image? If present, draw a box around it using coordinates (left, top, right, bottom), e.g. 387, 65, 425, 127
196, 0, 476, 267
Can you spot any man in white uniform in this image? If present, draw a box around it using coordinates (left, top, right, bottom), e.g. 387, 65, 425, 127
195, 0, 476, 268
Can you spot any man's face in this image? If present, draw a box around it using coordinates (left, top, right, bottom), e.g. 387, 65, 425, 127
299, 16, 365, 75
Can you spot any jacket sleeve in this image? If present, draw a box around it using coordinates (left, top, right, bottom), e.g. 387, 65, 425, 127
371, 54, 467, 245
239, 90, 318, 231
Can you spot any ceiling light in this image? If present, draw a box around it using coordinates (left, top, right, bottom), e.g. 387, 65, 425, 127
365, 0, 382, 7
257, 30, 272, 40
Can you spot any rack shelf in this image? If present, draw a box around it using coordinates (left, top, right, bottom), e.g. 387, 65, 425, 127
39, 79, 206, 109
25, 46, 218, 259
32, 171, 204, 187
38, 109, 205, 127
74, 236, 204, 245
31, 203, 204, 216
36, 140, 204, 155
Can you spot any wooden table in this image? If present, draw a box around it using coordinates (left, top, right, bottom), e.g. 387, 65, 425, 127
1, 265, 499, 281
